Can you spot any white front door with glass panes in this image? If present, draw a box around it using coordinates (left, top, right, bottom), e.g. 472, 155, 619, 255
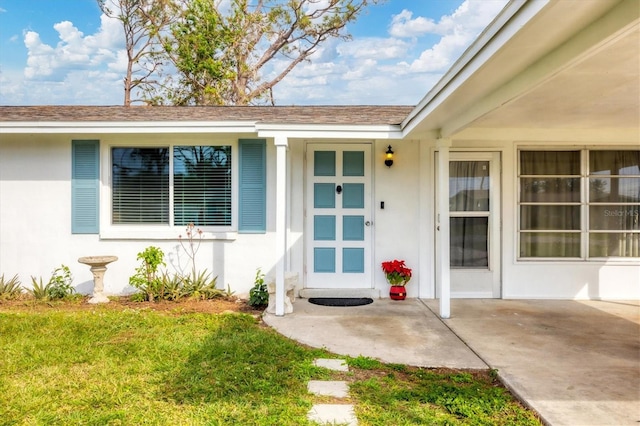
438, 152, 501, 298
518, 149, 639, 259
306, 144, 372, 289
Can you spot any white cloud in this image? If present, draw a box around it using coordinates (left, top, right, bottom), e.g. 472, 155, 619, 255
400, 0, 508, 73
274, 0, 508, 105
337, 37, 409, 60
24, 15, 124, 82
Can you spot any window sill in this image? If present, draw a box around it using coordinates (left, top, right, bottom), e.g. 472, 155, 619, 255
99, 228, 238, 241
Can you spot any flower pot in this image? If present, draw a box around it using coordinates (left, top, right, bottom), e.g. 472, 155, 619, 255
389, 285, 406, 300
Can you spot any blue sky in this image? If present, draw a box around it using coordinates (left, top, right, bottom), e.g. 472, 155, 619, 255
0, 0, 508, 106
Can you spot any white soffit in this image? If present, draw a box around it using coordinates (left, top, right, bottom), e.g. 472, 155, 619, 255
402, 0, 637, 138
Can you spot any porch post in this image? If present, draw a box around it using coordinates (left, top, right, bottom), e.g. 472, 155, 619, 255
274, 135, 289, 316
436, 138, 451, 319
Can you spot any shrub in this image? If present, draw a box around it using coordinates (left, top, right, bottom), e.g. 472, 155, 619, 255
248, 269, 268, 308
129, 246, 166, 302
0, 274, 23, 300
47, 265, 75, 299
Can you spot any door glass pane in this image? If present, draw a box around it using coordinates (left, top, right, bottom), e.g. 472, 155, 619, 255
449, 161, 489, 211
314, 183, 335, 208
590, 233, 640, 257
314, 215, 336, 240
342, 183, 364, 208
314, 248, 335, 273
343, 216, 364, 241
450, 217, 488, 267
520, 232, 581, 257
343, 248, 364, 273
314, 151, 336, 176
520, 178, 580, 202
343, 151, 364, 176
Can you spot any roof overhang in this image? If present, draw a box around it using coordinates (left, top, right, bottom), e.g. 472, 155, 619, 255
402, 0, 640, 140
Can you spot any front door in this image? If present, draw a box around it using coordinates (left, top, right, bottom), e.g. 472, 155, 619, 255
306, 143, 372, 289
438, 152, 501, 297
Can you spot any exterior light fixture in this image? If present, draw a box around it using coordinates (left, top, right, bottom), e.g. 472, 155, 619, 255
384, 145, 394, 168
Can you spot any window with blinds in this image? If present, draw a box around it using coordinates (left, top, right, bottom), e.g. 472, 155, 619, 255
518, 149, 640, 259
111, 145, 231, 226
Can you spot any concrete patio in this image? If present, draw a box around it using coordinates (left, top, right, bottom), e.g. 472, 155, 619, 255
264, 298, 640, 426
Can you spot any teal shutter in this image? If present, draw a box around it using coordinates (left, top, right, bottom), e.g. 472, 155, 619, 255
72, 140, 100, 234
239, 139, 266, 233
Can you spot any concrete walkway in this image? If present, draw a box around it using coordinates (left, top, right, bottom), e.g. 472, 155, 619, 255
264, 298, 640, 426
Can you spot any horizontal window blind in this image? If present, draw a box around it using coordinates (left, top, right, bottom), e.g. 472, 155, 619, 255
173, 146, 231, 226
112, 147, 170, 224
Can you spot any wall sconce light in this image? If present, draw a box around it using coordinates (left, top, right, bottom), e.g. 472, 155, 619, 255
384, 145, 394, 168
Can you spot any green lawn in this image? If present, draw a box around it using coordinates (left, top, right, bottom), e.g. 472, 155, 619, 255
0, 304, 540, 425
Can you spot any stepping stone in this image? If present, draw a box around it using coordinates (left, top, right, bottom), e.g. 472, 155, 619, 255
308, 404, 357, 426
308, 380, 349, 398
314, 358, 349, 372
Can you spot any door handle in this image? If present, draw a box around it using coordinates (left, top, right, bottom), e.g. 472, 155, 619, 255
365, 221, 371, 226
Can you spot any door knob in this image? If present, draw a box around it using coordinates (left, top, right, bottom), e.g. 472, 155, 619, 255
365, 221, 371, 226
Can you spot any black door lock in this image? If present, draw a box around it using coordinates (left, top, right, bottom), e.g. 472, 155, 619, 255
336, 185, 342, 194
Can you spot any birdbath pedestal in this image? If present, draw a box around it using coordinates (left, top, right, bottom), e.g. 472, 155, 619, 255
78, 256, 118, 304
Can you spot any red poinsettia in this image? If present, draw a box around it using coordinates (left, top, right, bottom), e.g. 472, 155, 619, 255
381, 259, 412, 286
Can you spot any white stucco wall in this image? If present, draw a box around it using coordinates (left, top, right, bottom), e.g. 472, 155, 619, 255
0, 133, 282, 297
1, 130, 638, 300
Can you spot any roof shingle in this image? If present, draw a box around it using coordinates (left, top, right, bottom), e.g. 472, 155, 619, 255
0, 105, 414, 126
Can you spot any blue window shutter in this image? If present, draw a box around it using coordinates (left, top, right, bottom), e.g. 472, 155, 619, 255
72, 140, 100, 234
239, 139, 266, 233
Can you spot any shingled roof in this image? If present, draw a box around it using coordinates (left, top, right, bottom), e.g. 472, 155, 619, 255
0, 105, 414, 126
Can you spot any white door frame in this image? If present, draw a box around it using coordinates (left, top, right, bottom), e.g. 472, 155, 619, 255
436, 151, 501, 298
304, 142, 374, 289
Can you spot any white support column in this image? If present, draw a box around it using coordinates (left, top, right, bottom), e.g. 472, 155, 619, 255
436, 138, 452, 319
274, 135, 289, 316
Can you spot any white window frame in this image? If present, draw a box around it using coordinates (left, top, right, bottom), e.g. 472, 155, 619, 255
100, 137, 239, 240
517, 147, 640, 261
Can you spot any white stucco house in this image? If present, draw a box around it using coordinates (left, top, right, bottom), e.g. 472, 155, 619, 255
1, 0, 638, 317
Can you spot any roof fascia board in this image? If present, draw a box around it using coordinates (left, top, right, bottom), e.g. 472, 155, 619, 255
401, 0, 547, 137
441, 0, 640, 137
256, 124, 404, 139
0, 121, 258, 134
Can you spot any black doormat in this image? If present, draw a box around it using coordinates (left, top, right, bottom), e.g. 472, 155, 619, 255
308, 297, 374, 307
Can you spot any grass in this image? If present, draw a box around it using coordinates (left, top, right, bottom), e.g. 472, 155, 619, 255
0, 303, 540, 425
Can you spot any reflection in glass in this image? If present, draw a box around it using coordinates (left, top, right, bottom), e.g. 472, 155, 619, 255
590, 151, 640, 176
520, 205, 580, 230
450, 217, 488, 267
112, 147, 169, 224
520, 232, 580, 257
173, 146, 231, 226
449, 161, 489, 211
589, 177, 640, 203
520, 178, 580, 202
589, 233, 639, 257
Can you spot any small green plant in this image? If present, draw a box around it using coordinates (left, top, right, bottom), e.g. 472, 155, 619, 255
248, 268, 268, 308
29, 276, 51, 300
129, 246, 166, 302
182, 270, 221, 300
47, 265, 75, 300
0, 274, 23, 300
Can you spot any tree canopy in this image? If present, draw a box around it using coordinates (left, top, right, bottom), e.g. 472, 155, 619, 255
102, 0, 378, 105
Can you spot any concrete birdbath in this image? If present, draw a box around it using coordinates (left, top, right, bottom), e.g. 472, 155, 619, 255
78, 255, 118, 304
